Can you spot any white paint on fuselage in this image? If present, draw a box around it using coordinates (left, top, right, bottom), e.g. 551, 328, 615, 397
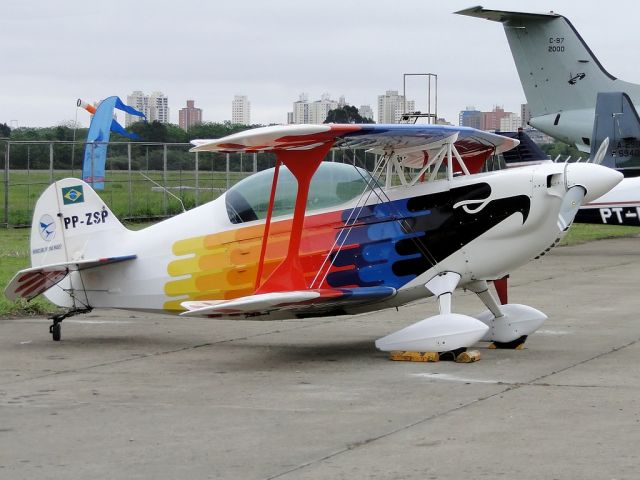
46, 163, 619, 320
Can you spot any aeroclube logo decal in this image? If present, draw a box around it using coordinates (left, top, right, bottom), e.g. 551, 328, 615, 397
62, 185, 84, 205
38, 214, 56, 241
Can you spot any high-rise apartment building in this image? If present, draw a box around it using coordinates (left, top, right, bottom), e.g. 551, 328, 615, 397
292, 93, 309, 124
358, 105, 374, 122
179, 100, 203, 131
483, 106, 510, 131
458, 105, 518, 131
499, 112, 522, 132
309, 93, 338, 124
232, 95, 251, 125
148, 91, 169, 124
377, 90, 415, 124
459, 106, 483, 129
290, 93, 341, 124
125, 91, 148, 127
125, 90, 169, 126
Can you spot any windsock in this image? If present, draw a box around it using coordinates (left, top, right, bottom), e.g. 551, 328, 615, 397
77, 99, 97, 114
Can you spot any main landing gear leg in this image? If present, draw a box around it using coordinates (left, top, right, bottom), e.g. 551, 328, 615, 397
376, 272, 488, 362
467, 280, 546, 350
48, 307, 93, 341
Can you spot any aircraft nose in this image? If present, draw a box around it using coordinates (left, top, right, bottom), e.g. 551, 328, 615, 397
565, 163, 623, 203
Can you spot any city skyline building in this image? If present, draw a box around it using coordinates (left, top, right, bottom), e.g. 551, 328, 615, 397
290, 93, 341, 124
125, 91, 148, 127
232, 95, 251, 125
309, 93, 338, 124
125, 90, 169, 126
458, 106, 483, 129
482, 106, 508, 131
499, 112, 521, 132
178, 99, 203, 131
358, 105, 374, 121
377, 90, 415, 124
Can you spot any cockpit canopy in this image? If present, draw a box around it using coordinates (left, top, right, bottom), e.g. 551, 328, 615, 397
225, 162, 369, 224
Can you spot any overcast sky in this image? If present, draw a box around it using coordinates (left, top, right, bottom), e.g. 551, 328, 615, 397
3, 0, 640, 129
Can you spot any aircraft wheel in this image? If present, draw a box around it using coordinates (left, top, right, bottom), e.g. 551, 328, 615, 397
50, 322, 61, 341
489, 334, 527, 350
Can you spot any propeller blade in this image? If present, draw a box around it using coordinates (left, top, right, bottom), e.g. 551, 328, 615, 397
557, 185, 586, 231
591, 137, 609, 165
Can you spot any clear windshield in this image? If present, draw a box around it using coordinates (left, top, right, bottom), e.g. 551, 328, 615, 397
225, 162, 370, 224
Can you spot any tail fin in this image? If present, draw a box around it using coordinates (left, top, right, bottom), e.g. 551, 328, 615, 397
30, 178, 130, 268
456, 6, 640, 116
592, 92, 640, 176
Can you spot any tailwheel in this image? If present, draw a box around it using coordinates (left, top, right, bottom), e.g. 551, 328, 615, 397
488, 335, 528, 350
47, 307, 92, 342
49, 321, 62, 341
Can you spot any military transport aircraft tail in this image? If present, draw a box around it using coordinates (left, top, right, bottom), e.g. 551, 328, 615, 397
457, 6, 640, 117
456, 6, 640, 153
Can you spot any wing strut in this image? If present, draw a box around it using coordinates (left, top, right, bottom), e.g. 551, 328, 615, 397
254, 142, 334, 294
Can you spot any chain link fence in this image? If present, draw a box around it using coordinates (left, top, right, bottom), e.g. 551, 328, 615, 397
0, 140, 378, 227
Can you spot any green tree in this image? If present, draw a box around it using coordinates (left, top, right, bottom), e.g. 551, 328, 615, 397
324, 105, 374, 124
540, 141, 585, 161
128, 121, 169, 142
185, 122, 252, 141
0, 122, 11, 137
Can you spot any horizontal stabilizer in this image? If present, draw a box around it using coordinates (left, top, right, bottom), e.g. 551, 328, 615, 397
5, 255, 136, 301
180, 286, 397, 318
455, 6, 559, 23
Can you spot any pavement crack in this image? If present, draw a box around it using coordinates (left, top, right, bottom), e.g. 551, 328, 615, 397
263, 334, 640, 480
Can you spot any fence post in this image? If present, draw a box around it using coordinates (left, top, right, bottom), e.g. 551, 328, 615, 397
49, 142, 54, 184
3, 142, 9, 227
90, 142, 95, 187
163, 144, 168, 215
127, 143, 132, 217
195, 151, 199, 207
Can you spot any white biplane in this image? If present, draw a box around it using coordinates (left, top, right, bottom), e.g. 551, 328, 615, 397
5, 124, 622, 356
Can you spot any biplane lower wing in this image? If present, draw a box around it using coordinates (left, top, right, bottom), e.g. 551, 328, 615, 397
179, 286, 397, 318
5, 255, 137, 301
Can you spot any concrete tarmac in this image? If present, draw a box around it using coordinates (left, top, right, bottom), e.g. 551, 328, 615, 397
1, 237, 639, 479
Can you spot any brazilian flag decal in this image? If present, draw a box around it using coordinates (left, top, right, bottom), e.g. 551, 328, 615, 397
62, 185, 84, 205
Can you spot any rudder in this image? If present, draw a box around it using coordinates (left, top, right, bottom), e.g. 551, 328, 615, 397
30, 178, 130, 269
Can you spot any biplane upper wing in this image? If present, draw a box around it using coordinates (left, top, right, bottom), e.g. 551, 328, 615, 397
179, 286, 397, 318
5, 255, 136, 301
189, 123, 518, 155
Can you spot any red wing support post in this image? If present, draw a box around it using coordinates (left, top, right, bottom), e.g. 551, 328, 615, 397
254, 142, 334, 294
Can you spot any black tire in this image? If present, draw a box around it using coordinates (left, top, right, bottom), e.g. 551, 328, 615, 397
492, 335, 527, 349
51, 322, 61, 341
